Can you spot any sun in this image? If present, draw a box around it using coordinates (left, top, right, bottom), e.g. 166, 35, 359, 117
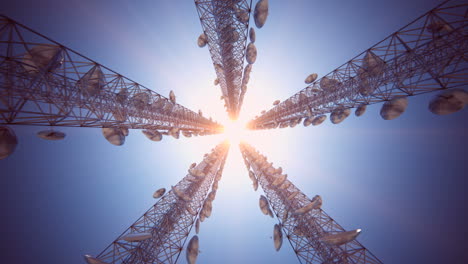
222, 120, 248, 145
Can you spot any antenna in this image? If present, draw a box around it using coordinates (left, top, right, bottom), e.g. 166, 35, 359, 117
240, 142, 383, 264
248, 0, 467, 130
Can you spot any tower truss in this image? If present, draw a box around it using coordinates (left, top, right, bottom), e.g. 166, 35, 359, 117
85, 141, 229, 264
248, 0, 467, 129
240, 142, 382, 264
194, 0, 253, 120
0, 15, 222, 135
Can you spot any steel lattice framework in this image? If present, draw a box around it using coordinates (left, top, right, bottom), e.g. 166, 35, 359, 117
90, 141, 229, 264
0, 15, 222, 134
195, 0, 253, 120
5, 1, 466, 263
240, 142, 382, 264
248, 0, 467, 129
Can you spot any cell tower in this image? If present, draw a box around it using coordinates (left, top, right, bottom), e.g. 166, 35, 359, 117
240, 142, 382, 264
1, 0, 466, 263
0, 15, 223, 159
194, 0, 267, 119
84, 141, 229, 264
248, 0, 467, 130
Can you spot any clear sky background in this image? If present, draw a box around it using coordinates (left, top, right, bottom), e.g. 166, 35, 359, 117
1, 0, 467, 263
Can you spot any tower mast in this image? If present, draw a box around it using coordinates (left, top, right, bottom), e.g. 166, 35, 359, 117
248, 0, 467, 130
0, 15, 222, 135
240, 142, 382, 264
194, 0, 255, 119
85, 141, 229, 264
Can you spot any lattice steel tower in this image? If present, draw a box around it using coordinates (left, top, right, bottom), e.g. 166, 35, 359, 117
195, 0, 258, 119
248, 0, 467, 130
0, 15, 223, 157
240, 142, 382, 264
1, 0, 467, 263
84, 141, 229, 264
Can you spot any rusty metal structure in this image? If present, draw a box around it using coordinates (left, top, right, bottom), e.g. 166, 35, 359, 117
85, 141, 229, 264
0, 15, 222, 135
240, 142, 382, 264
194, 0, 253, 120
248, 0, 467, 129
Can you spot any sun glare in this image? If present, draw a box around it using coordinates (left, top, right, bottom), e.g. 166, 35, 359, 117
223, 120, 248, 145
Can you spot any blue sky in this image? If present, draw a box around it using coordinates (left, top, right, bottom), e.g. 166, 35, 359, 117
1, 0, 467, 263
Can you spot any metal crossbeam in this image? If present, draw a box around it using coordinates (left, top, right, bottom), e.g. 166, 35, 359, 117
0, 15, 222, 134
248, 0, 467, 129
194, 0, 253, 120
90, 141, 229, 264
240, 142, 382, 264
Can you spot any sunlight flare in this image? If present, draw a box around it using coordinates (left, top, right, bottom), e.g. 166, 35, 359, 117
222, 120, 248, 145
